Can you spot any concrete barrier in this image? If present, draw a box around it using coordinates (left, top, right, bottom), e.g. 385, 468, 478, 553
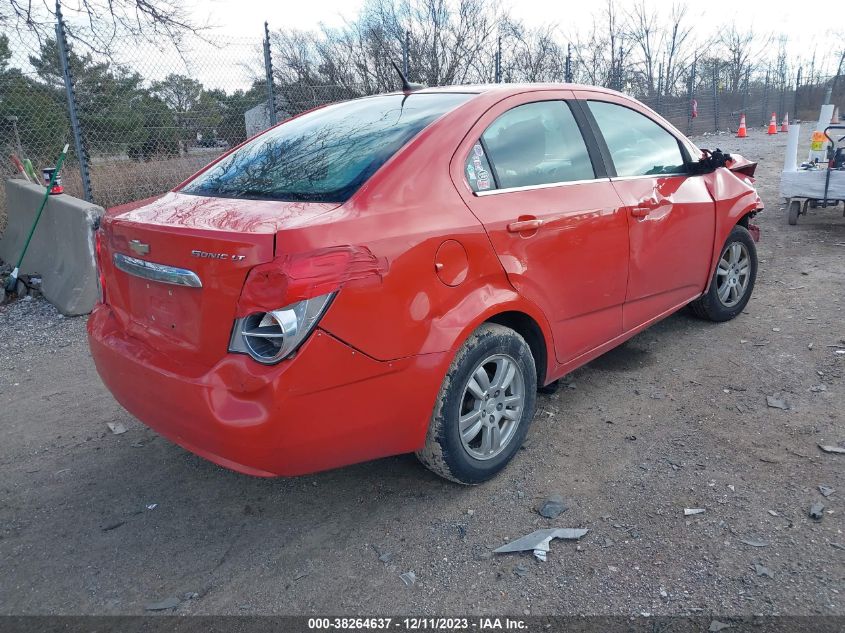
0, 178, 104, 316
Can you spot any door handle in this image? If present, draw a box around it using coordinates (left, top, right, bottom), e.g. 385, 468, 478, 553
507, 218, 543, 233
631, 192, 666, 218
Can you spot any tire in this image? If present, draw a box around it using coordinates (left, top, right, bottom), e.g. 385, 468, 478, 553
416, 323, 537, 485
787, 200, 800, 225
689, 225, 758, 322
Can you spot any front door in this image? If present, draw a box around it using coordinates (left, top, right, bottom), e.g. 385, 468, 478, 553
453, 93, 629, 363
579, 95, 716, 330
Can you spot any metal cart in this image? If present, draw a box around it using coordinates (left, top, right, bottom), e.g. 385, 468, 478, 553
783, 125, 845, 225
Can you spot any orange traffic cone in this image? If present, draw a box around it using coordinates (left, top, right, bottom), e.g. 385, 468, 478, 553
781, 112, 789, 132
737, 113, 748, 138
767, 112, 777, 135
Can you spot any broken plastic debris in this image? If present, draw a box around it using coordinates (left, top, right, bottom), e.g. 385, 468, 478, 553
106, 422, 126, 435
809, 502, 825, 521
754, 564, 773, 578
819, 485, 835, 498
818, 444, 845, 454
684, 508, 705, 516
399, 571, 416, 586
709, 620, 732, 632
740, 538, 769, 547
146, 503, 158, 510
493, 528, 588, 562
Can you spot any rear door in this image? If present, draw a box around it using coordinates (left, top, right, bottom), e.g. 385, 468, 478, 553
577, 93, 716, 330
452, 91, 629, 363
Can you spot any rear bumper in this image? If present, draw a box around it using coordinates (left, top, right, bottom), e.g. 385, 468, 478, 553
87, 304, 447, 476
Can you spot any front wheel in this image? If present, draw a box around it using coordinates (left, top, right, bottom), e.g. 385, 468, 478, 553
689, 225, 758, 322
416, 323, 537, 484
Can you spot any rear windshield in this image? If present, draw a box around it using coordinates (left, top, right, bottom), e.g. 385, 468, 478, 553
181, 93, 472, 203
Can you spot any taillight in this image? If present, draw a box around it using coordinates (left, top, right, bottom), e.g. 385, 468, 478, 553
229, 245, 386, 364
228, 293, 335, 364
235, 245, 387, 316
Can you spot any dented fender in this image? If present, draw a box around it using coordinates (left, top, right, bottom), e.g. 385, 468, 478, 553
701, 166, 763, 292
420, 282, 556, 375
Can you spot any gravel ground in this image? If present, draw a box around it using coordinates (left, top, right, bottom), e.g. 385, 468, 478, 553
0, 126, 843, 617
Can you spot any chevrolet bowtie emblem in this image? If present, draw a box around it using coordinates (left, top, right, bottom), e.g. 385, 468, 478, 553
129, 239, 150, 255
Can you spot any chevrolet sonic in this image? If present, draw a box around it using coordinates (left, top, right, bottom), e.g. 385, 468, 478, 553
88, 84, 763, 484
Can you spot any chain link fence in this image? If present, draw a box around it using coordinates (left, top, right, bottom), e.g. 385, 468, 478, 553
0, 22, 267, 229
2, 17, 843, 234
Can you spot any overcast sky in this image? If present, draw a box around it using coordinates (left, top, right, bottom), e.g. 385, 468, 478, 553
202, 0, 827, 42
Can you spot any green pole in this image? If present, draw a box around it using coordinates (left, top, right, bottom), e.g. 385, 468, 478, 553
5, 144, 70, 293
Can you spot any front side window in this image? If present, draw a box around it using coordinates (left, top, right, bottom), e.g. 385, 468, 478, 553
182, 93, 472, 203
587, 101, 687, 177
475, 101, 594, 191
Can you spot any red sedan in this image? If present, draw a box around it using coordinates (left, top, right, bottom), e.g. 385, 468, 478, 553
88, 84, 763, 484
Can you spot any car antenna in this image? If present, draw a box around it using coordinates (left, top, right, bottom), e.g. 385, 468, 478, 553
391, 60, 424, 93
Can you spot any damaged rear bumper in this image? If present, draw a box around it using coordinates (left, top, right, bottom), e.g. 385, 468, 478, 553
88, 303, 447, 476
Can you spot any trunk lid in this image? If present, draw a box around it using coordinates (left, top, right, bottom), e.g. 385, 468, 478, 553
100, 192, 339, 367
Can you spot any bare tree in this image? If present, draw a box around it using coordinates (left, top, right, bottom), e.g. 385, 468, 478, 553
774, 35, 790, 90
625, 0, 660, 96
1, 0, 205, 54
569, 16, 609, 86
500, 20, 565, 82
719, 23, 768, 92
661, 3, 693, 97
604, 0, 624, 89
270, 0, 509, 97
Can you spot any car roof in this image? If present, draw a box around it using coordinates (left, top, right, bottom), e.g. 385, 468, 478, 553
384, 83, 628, 98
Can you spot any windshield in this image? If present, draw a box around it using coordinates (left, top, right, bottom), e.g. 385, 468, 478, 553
181, 93, 472, 203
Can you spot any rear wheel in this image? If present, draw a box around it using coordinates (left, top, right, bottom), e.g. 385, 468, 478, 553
689, 225, 757, 322
416, 323, 537, 484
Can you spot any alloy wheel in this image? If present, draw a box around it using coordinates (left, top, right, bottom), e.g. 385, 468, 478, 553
716, 242, 751, 308
458, 353, 525, 460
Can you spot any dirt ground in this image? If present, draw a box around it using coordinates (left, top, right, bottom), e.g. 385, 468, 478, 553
0, 125, 843, 617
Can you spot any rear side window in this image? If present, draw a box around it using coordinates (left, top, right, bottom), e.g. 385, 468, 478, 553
587, 101, 686, 177
182, 93, 472, 203
465, 142, 495, 192
475, 101, 594, 191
